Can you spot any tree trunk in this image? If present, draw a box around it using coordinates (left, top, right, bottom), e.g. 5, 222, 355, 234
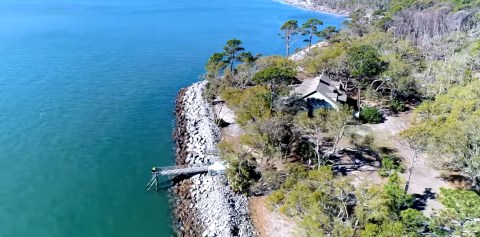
405, 149, 417, 193
308, 35, 312, 50
316, 139, 321, 170
286, 43, 290, 58
332, 122, 347, 155
357, 86, 361, 109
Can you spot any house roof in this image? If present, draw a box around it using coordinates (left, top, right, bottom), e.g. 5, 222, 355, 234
293, 77, 319, 97
315, 74, 347, 101
293, 74, 348, 108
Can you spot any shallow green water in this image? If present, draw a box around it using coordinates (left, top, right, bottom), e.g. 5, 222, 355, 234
0, 0, 344, 236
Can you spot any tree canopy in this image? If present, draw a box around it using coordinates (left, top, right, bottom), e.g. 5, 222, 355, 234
301, 18, 323, 48
403, 80, 480, 190
347, 45, 385, 79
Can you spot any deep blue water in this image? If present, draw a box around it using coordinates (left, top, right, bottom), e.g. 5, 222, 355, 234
0, 1, 344, 236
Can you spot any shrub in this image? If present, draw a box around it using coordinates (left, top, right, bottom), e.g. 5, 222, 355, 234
226, 159, 256, 193
389, 100, 407, 113
360, 106, 383, 123
379, 155, 402, 177
267, 190, 285, 207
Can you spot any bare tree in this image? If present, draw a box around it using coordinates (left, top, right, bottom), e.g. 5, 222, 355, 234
294, 110, 328, 167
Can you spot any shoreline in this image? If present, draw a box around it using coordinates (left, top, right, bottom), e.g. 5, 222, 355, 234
171, 81, 256, 237
277, 0, 350, 16
168, 3, 347, 235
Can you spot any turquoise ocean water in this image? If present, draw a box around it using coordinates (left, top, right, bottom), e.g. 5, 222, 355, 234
0, 0, 344, 236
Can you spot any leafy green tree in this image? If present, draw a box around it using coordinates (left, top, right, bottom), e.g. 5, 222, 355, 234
221, 86, 272, 126
271, 167, 355, 236
403, 81, 480, 191
205, 52, 227, 79
299, 42, 348, 75
431, 188, 480, 236
238, 51, 257, 64
280, 20, 300, 57
400, 208, 429, 235
354, 185, 393, 228
316, 26, 338, 41
347, 45, 385, 108
252, 66, 296, 85
223, 39, 245, 72
362, 221, 405, 237
254, 56, 297, 73
384, 173, 414, 214
253, 65, 296, 108
347, 45, 384, 79
301, 18, 323, 49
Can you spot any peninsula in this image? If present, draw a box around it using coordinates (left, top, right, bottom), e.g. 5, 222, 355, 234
170, 0, 480, 236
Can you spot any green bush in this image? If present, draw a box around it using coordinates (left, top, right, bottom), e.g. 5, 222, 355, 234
267, 190, 285, 206
389, 100, 407, 113
360, 106, 383, 124
379, 155, 401, 177
226, 159, 256, 193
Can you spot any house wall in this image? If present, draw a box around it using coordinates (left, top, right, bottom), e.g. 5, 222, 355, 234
305, 92, 339, 109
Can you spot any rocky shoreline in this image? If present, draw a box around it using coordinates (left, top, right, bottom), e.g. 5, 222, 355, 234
279, 0, 350, 16
172, 81, 256, 237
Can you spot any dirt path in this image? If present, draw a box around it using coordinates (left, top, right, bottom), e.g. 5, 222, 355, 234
367, 112, 451, 215
249, 196, 300, 237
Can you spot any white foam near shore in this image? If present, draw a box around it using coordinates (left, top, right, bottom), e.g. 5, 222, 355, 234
276, 0, 350, 16
179, 81, 256, 237
289, 41, 329, 61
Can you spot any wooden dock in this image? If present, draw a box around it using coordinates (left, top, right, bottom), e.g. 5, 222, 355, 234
146, 162, 226, 192
153, 165, 209, 176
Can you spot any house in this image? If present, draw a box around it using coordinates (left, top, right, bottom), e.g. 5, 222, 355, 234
293, 74, 354, 111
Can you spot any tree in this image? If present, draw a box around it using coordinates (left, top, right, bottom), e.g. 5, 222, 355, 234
316, 26, 338, 41
294, 110, 328, 166
253, 65, 296, 109
205, 52, 227, 79
347, 45, 384, 79
400, 208, 429, 234
403, 81, 480, 191
347, 45, 385, 107
354, 185, 393, 231
240, 116, 294, 166
384, 173, 414, 215
238, 51, 257, 64
223, 39, 245, 72
280, 20, 300, 58
219, 140, 258, 193
269, 167, 355, 236
252, 66, 296, 85
325, 106, 352, 155
221, 86, 272, 126
431, 188, 480, 236
301, 18, 323, 49
226, 158, 256, 193
362, 221, 405, 237
299, 42, 347, 75
400, 128, 428, 193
